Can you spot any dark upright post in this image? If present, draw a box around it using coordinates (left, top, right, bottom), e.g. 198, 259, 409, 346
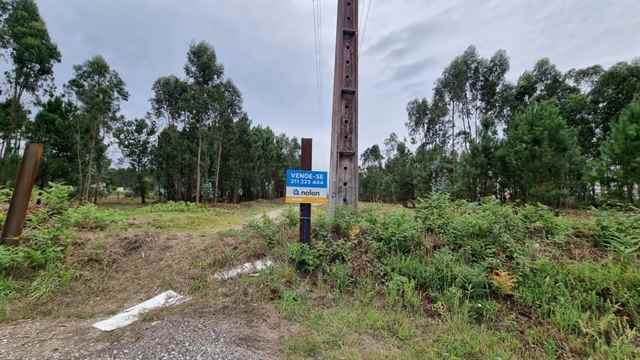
300, 138, 312, 244
1, 143, 44, 244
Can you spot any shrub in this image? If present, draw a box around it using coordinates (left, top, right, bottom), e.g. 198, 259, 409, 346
0, 187, 11, 229
468, 299, 499, 323
282, 207, 299, 229
311, 211, 332, 242
288, 243, 321, 273
515, 258, 640, 340
386, 249, 489, 299
367, 210, 422, 254
0, 246, 47, 273
518, 203, 570, 242
33, 183, 73, 215
416, 192, 453, 235
250, 214, 281, 247
417, 195, 527, 265
489, 270, 516, 296
326, 262, 352, 292
385, 274, 422, 311
330, 206, 361, 239
445, 200, 525, 264
0, 277, 18, 300
63, 204, 120, 230
0, 187, 11, 204
594, 210, 640, 256
0, 185, 81, 303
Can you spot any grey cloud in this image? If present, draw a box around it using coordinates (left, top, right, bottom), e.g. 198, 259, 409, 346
31, 0, 640, 170
390, 57, 437, 83
365, 19, 443, 58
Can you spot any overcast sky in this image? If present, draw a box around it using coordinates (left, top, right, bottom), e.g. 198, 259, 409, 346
37, 0, 640, 170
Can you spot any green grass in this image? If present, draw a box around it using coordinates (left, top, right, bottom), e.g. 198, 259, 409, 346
109, 200, 288, 233
276, 283, 527, 359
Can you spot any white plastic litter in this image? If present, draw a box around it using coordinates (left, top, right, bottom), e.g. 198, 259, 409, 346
93, 290, 189, 332
214, 259, 273, 280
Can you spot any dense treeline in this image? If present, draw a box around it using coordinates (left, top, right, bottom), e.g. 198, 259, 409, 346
0, 0, 299, 204
361, 46, 640, 207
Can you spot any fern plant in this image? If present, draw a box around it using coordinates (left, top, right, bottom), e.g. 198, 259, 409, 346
595, 210, 640, 256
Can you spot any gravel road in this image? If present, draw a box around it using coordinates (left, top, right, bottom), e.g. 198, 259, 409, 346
0, 317, 275, 360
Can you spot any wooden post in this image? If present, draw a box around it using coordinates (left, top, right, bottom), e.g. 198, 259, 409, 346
300, 138, 312, 244
329, 0, 359, 215
1, 143, 44, 244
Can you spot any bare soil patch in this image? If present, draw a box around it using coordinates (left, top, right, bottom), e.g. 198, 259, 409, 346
1, 205, 291, 359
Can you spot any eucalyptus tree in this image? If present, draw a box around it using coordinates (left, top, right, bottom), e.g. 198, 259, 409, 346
360, 145, 385, 202
183, 41, 224, 204
67, 55, 129, 201
433, 46, 511, 152
212, 79, 242, 204
154, 125, 192, 201
225, 114, 254, 202
27, 96, 78, 186
151, 75, 189, 126
406, 91, 449, 150
589, 61, 640, 151
114, 118, 157, 204
1, 0, 60, 158
0, 0, 9, 50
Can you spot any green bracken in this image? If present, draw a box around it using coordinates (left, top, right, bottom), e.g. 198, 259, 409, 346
252, 194, 640, 358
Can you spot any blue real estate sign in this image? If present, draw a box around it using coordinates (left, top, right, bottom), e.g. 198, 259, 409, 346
285, 169, 328, 204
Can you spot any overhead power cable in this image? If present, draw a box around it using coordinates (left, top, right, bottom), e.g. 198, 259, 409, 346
360, 0, 374, 50
311, 0, 324, 123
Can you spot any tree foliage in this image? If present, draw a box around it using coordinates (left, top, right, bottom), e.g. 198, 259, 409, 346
499, 102, 583, 206
361, 46, 640, 206
1, 0, 60, 158
67, 55, 129, 202
601, 98, 640, 202
114, 118, 157, 203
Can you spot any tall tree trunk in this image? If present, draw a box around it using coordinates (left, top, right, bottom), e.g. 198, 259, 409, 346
93, 185, 99, 204
451, 102, 456, 153
139, 172, 147, 204
75, 116, 84, 200
214, 142, 222, 205
461, 113, 470, 152
84, 124, 98, 202
196, 132, 202, 204
3, 86, 21, 159
84, 151, 94, 202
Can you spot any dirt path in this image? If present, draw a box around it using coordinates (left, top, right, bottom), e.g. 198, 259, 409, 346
0, 314, 284, 359
0, 205, 290, 360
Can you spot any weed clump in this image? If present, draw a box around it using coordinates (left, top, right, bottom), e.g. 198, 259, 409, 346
63, 204, 121, 230
594, 209, 640, 257
141, 201, 209, 213
1, 184, 120, 305
254, 193, 640, 358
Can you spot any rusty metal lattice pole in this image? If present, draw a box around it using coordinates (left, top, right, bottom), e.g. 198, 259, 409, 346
329, 0, 359, 215
1, 143, 44, 244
